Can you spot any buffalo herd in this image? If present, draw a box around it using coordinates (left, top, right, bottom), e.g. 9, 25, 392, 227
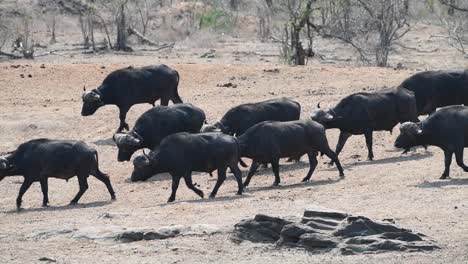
1, 65, 468, 209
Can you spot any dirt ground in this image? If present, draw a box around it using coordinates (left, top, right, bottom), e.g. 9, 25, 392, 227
0, 59, 468, 264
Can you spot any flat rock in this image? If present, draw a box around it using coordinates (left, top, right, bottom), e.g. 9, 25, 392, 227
232, 208, 439, 255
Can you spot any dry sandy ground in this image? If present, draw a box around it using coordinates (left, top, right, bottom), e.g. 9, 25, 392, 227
0, 61, 467, 264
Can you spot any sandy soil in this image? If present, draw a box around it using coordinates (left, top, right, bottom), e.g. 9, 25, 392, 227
0, 61, 467, 264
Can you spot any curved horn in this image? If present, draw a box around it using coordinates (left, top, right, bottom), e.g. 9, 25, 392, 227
133, 131, 144, 142
142, 149, 151, 160
113, 133, 140, 146
83, 86, 86, 92
317, 102, 321, 108
0, 157, 11, 170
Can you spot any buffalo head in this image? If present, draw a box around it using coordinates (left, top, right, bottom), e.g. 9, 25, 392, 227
394, 122, 423, 149
310, 103, 336, 125
130, 150, 160, 182
201, 121, 230, 134
81, 86, 105, 116
0, 155, 13, 181
113, 131, 144, 161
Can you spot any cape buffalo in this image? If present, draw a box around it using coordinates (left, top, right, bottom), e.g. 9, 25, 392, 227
113, 103, 206, 162
399, 69, 468, 115
202, 97, 301, 166
130, 132, 243, 202
395, 105, 468, 179
311, 88, 419, 161
0, 139, 116, 210
81, 64, 183, 133
238, 119, 344, 187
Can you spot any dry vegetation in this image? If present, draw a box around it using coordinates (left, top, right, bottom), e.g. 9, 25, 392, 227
0, 0, 468, 263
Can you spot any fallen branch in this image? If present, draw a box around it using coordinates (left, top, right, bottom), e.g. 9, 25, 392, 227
127, 27, 159, 46
0, 50, 23, 59
394, 43, 439, 53
35, 50, 69, 57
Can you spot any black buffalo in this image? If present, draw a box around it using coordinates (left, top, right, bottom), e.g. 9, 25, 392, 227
130, 132, 243, 202
311, 88, 419, 161
395, 105, 468, 179
81, 64, 183, 133
238, 119, 344, 187
399, 70, 468, 115
0, 139, 116, 210
113, 103, 206, 162
202, 97, 301, 135
202, 97, 301, 166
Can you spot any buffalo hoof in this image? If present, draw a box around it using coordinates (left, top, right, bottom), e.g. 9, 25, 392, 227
339, 173, 345, 178
42, 203, 49, 208
69, 201, 78, 206
111, 194, 116, 200
167, 198, 175, 203
271, 183, 280, 188
326, 161, 334, 166
301, 178, 310, 183
440, 175, 450, 180
236, 191, 243, 195
209, 193, 216, 198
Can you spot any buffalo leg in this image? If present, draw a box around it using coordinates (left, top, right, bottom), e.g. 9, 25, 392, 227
330, 131, 351, 165
183, 172, 204, 199
161, 97, 169, 106
454, 147, 468, 172
364, 130, 374, 160
271, 158, 281, 187
238, 158, 248, 168
70, 176, 89, 205
93, 173, 116, 200
39, 178, 49, 207
117, 108, 130, 132
16, 178, 34, 210
322, 147, 345, 177
210, 167, 227, 198
441, 150, 453, 179
243, 161, 260, 187
168, 174, 182, 202
229, 165, 244, 195
302, 151, 319, 182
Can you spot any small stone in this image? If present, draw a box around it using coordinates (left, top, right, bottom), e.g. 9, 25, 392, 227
38, 257, 56, 262
40, 64, 46, 69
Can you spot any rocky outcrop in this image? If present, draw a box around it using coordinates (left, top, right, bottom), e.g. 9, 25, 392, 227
231, 208, 439, 255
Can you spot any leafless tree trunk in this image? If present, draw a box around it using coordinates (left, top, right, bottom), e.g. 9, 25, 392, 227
115, 0, 131, 51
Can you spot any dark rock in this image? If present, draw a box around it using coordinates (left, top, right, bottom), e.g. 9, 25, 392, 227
232, 208, 438, 255
40, 64, 46, 69
299, 233, 338, 249
303, 209, 348, 220
38, 257, 56, 262
116, 231, 145, 242
231, 214, 292, 243
217, 82, 237, 88
278, 223, 316, 244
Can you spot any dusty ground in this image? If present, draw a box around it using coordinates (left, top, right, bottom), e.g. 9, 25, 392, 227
0, 60, 468, 264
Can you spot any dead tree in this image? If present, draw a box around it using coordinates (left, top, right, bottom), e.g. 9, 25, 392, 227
115, 0, 131, 51
284, 0, 317, 65
319, 0, 410, 67
440, 0, 468, 55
